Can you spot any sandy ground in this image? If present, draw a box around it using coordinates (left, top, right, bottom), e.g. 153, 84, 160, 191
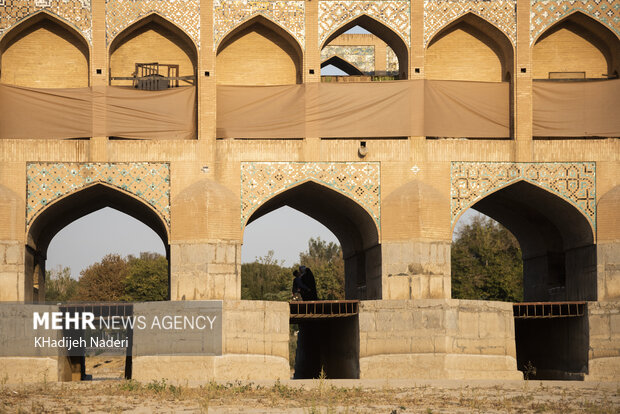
1, 376, 619, 414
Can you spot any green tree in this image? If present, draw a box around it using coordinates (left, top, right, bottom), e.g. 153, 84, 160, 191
298, 238, 344, 300
240, 239, 346, 301
241, 251, 291, 301
45, 266, 78, 302
451, 215, 523, 302
77, 254, 128, 301
122, 252, 169, 301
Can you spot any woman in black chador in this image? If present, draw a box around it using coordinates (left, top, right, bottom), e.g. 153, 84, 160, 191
299, 266, 318, 300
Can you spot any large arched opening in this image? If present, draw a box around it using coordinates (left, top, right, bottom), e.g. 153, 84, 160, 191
216, 15, 303, 85
109, 14, 197, 87
246, 181, 380, 300
0, 12, 89, 87
27, 184, 170, 381
533, 12, 620, 80
452, 181, 595, 379
243, 181, 381, 379
321, 16, 408, 80
27, 183, 169, 303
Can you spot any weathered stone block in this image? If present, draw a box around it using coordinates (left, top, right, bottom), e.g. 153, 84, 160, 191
458, 311, 479, 338
5, 244, 20, 265
589, 314, 610, 338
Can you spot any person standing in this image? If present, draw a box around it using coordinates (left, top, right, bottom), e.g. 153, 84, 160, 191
299, 266, 318, 300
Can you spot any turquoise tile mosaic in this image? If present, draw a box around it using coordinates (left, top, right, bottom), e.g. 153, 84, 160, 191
531, 0, 619, 45
451, 162, 596, 231
26, 162, 170, 229
241, 162, 380, 228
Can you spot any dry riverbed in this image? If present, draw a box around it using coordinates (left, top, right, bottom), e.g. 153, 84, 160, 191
1, 377, 618, 413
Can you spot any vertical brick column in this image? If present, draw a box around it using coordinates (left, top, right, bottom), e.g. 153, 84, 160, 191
304, 0, 320, 83
200, 0, 217, 165
410, 0, 424, 80
303, 0, 321, 160
514, 0, 533, 161
0, 181, 26, 302
409, 0, 426, 165
90, 0, 109, 162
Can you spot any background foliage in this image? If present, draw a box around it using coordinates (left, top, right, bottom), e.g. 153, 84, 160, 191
45, 252, 168, 302
241, 237, 345, 301
451, 215, 523, 302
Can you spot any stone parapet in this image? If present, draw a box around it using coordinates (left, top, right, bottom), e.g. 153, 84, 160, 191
359, 299, 521, 379
586, 301, 620, 381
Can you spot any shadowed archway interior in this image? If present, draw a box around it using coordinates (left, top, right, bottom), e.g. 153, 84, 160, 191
467, 180, 595, 380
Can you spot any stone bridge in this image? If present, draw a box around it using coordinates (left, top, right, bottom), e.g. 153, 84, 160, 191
0, 0, 618, 382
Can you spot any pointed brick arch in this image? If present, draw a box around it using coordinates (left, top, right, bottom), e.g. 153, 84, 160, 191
106, 0, 200, 48
214, 0, 305, 50
0, 2, 91, 44
0, 11, 90, 87
531, 11, 620, 79
319, 12, 409, 79
216, 14, 303, 59
424, 0, 516, 46
530, 2, 620, 46
26, 163, 171, 242
319, 2, 410, 47
241, 162, 380, 230
425, 12, 515, 82
108, 12, 198, 58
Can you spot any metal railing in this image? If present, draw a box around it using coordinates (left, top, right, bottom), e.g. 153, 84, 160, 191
513, 301, 586, 319
290, 300, 359, 321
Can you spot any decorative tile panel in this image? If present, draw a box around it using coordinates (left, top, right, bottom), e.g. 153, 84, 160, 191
106, 0, 200, 47
0, 0, 92, 44
530, 0, 620, 45
424, 0, 517, 46
319, 1, 410, 47
241, 162, 380, 228
214, 0, 305, 50
26, 163, 170, 230
451, 162, 596, 230
321, 45, 375, 74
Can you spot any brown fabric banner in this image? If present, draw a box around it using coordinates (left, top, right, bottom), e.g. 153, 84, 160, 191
0, 84, 196, 140
533, 79, 620, 137
103, 86, 196, 140
310, 81, 425, 137
424, 80, 510, 138
0, 84, 93, 140
216, 80, 509, 139
216, 84, 306, 138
